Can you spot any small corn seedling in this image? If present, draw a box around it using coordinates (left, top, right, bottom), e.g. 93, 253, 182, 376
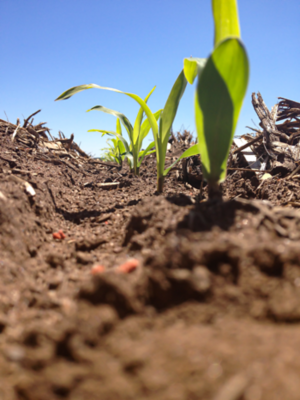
183, 0, 249, 198
56, 86, 161, 176
92, 114, 161, 174
55, 74, 193, 192
92, 114, 160, 173
100, 137, 123, 165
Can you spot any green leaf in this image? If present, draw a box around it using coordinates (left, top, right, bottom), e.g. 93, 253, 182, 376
55, 84, 102, 100
118, 138, 126, 155
163, 144, 199, 176
133, 86, 156, 145
88, 129, 120, 137
92, 129, 131, 154
213, 39, 249, 129
105, 140, 114, 151
120, 93, 159, 139
160, 70, 187, 144
138, 109, 162, 153
116, 118, 122, 135
212, 0, 240, 47
120, 151, 134, 168
110, 133, 131, 154
139, 148, 156, 157
195, 37, 249, 184
102, 139, 122, 165
157, 69, 187, 177
88, 129, 112, 134
89, 120, 127, 153
110, 138, 119, 149
101, 151, 115, 163
87, 105, 133, 141
137, 141, 155, 167
57, 83, 159, 138
183, 58, 207, 84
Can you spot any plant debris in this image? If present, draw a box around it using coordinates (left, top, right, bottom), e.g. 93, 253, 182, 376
233, 93, 300, 177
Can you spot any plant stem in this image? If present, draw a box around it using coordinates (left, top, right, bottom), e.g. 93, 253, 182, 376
132, 166, 140, 176
157, 176, 164, 193
208, 182, 222, 200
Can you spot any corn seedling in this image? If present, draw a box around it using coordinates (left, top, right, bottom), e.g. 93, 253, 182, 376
183, 0, 249, 198
100, 137, 123, 165
56, 86, 161, 176
56, 71, 198, 191
89, 111, 160, 175
100, 150, 115, 163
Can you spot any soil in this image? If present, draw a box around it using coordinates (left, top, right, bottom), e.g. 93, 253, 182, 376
1, 131, 300, 400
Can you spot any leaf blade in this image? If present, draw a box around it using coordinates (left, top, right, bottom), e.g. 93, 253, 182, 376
183, 58, 207, 85
137, 141, 156, 167
87, 105, 133, 141
160, 70, 187, 144
55, 84, 102, 101
137, 109, 162, 153
158, 69, 187, 176
195, 38, 249, 184
163, 144, 199, 176
133, 86, 156, 145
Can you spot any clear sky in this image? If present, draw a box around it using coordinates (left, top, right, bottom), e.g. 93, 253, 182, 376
1, 0, 299, 156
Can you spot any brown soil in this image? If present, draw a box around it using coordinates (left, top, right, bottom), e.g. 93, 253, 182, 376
1, 130, 300, 400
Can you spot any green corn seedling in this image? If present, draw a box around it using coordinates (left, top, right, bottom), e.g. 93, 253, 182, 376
55, 72, 194, 192
100, 137, 123, 165
183, 0, 249, 198
88, 112, 160, 175
100, 149, 117, 163
56, 86, 161, 176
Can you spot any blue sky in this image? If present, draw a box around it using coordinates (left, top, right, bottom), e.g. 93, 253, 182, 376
1, 0, 299, 156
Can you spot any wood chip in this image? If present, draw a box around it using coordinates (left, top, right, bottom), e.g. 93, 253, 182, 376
0, 191, 7, 201
8, 175, 36, 196
97, 182, 120, 190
